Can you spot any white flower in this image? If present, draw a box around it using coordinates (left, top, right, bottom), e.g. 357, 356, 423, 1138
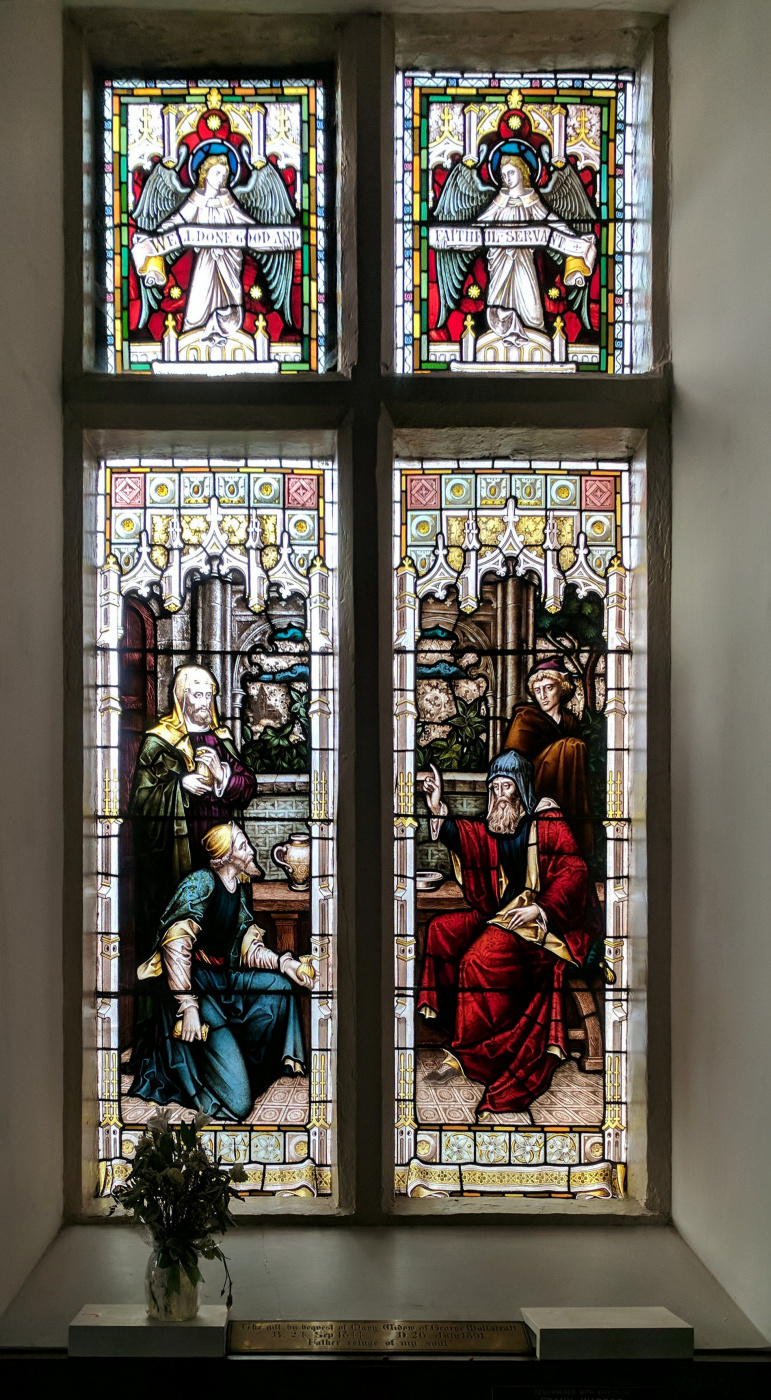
146, 1107, 173, 1135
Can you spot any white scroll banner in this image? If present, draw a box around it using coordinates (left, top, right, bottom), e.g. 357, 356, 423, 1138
132, 223, 301, 272
429, 222, 596, 263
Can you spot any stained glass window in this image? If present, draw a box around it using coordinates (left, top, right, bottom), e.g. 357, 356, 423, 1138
392, 458, 632, 1198
92, 457, 338, 1199
395, 71, 636, 374
102, 77, 330, 374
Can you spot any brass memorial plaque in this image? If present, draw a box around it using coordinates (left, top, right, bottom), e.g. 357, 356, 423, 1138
230, 1319, 532, 1355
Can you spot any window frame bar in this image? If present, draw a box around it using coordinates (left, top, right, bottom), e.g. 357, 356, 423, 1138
62, 8, 671, 1225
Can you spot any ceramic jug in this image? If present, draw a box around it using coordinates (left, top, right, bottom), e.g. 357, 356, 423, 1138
272, 833, 311, 891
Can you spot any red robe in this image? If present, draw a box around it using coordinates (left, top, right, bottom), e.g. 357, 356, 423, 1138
418, 807, 594, 1112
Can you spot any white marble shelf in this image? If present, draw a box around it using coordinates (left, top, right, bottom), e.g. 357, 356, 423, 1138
69, 1303, 229, 1358
521, 1305, 694, 1360
0, 1225, 767, 1353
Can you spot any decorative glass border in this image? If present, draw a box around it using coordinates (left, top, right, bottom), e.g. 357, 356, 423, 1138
102, 77, 328, 374
392, 458, 632, 1199
395, 70, 636, 375
92, 456, 338, 1199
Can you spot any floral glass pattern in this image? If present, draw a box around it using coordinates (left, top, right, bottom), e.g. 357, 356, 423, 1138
102, 77, 329, 374
395, 71, 637, 374
92, 457, 338, 1200
392, 459, 632, 1199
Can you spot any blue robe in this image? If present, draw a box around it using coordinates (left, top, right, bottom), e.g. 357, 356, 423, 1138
130, 869, 305, 1120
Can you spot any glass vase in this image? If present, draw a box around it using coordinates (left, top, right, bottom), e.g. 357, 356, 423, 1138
145, 1248, 200, 1322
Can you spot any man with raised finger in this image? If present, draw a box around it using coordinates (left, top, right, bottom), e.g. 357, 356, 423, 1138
418, 749, 597, 1117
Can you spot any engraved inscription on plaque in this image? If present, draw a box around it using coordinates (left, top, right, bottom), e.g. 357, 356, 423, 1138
230, 1320, 532, 1354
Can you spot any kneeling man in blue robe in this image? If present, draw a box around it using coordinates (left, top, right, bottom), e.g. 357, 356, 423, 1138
132, 821, 313, 1120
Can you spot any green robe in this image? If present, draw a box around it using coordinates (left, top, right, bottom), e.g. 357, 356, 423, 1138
129, 727, 253, 970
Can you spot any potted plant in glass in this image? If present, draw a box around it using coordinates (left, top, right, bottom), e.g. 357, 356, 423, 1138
111, 1109, 246, 1322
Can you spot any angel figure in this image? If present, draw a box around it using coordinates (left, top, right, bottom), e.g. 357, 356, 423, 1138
131, 137, 296, 347
433, 129, 598, 361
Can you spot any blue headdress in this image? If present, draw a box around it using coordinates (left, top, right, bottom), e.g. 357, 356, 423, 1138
487, 749, 536, 814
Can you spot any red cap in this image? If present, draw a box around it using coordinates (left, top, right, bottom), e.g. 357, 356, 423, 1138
530, 656, 570, 677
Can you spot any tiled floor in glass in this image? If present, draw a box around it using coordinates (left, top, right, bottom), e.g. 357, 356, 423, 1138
416, 1046, 603, 1127
121, 1055, 310, 1127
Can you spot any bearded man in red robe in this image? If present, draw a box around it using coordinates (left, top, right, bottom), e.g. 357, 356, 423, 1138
418, 749, 597, 1117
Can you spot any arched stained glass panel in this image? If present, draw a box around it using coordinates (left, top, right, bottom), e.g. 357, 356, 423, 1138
392, 457, 634, 1200
91, 456, 338, 1202
101, 76, 331, 374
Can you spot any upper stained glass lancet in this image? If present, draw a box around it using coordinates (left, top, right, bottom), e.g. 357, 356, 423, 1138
102, 77, 330, 374
395, 71, 637, 374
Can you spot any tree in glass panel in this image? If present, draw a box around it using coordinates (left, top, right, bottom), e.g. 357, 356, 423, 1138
393, 461, 631, 1198
103, 78, 329, 373
93, 459, 337, 1199
395, 72, 635, 374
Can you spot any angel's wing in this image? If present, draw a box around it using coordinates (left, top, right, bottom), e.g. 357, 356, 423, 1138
540, 162, 597, 232
234, 156, 296, 224
132, 156, 188, 328
540, 163, 598, 330
565, 279, 593, 332
432, 161, 492, 328
137, 276, 161, 331
252, 250, 292, 327
133, 154, 188, 233
233, 158, 297, 325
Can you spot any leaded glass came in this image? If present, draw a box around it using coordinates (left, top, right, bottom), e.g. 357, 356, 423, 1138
102, 78, 330, 374
395, 71, 637, 374
392, 458, 632, 1198
92, 457, 338, 1199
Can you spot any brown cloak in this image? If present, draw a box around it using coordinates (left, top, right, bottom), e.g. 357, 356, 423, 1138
504, 703, 593, 856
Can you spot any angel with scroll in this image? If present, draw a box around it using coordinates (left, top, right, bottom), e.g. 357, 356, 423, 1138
433, 121, 598, 360
131, 135, 296, 346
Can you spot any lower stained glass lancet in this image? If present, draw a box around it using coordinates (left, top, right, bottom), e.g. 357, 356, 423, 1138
91, 456, 338, 1200
392, 458, 632, 1199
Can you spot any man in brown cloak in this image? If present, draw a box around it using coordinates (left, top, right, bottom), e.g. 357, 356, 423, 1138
504, 657, 593, 858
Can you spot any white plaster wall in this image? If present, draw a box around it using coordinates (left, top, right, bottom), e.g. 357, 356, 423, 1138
2, 0, 770, 1339
670, 0, 771, 1343
0, 0, 64, 1313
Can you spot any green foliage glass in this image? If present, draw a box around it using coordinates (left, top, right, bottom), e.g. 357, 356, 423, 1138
416, 695, 487, 772
242, 687, 310, 774
536, 584, 608, 886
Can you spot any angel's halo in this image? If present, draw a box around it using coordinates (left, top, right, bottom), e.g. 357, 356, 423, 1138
487, 138, 545, 189
188, 138, 241, 183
